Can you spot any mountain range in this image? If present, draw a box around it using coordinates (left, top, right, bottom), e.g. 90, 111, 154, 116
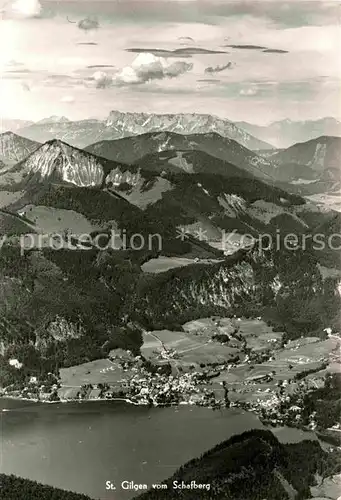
4, 114, 339, 152
85, 129, 341, 199
17, 112, 273, 151
85, 131, 276, 181
0, 118, 34, 134
0, 130, 339, 246
4, 129, 339, 191
0, 137, 323, 245
237, 117, 341, 149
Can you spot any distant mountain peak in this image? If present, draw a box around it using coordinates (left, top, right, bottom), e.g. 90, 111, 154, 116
1, 130, 19, 138
36, 116, 70, 125
0, 131, 40, 164
44, 138, 68, 147
268, 134, 341, 182
0, 118, 34, 134
236, 116, 341, 148
1, 130, 31, 140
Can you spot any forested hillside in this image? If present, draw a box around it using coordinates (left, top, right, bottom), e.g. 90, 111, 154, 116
135, 429, 341, 500
0, 475, 93, 500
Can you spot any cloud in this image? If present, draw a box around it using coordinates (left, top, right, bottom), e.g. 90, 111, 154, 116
263, 49, 289, 54
61, 95, 75, 103
21, 82, 31, 91
4, 68, 31, 74
5, 59, 24, 67
76, 42, 98, 46
240, 87, 258, 96
126, 47, 228, 57
205, 63, 234, 74
78, 17, 100, 32
92, 71, 113, 89
67, 16, 100, 32
225, 44, 268, 50
87, 65, 116, 69
178, 36, 195, 45
115, 53, 193, 85
225, 44, 289, 54
11, 0, 41, 18
39, 73, 81, 88
197, 79, 221, 83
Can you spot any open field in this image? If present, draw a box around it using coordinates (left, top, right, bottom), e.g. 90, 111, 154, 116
178, 344, 240, 364
215, 335, 339, 393
237, 319, 283, 352
278, 338, 336, 364
318, 264, 341, 280
311, 474, 341, 500
18, 205, 99, 235
117, 177, 173, 209
141, 256, 222, 273
142, 330, 208, 359
183, 317, 236, 339
306, 188, 341, 213
183, 318, 283, 351
141, 329, 200, 356
59, 358, 132, 388
209, 232, 254, 255
142, 328, 239, 365
0, 190, 23, 208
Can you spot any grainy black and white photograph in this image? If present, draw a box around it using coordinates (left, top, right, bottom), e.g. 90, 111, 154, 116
0, 0, 340, 499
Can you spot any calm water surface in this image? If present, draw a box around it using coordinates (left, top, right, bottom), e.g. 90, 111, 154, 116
0, 398, 317, 500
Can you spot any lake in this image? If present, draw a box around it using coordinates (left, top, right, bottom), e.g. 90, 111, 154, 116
0, 398, 317, 500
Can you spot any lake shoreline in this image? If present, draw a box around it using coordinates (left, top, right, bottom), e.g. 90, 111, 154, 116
1, 392, 205, 407
1, 398, 262, 500
1, 394, 147, 406
2, 393, 330, 500
0, 394, 323, 443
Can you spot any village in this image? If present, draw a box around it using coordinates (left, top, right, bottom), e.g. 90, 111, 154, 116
2, 317, 339, 436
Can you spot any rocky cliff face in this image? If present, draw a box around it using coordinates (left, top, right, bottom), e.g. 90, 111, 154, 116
2, 140, 135, 189
130, 248, 276, 326
35, 315, 85, 351
106, 167, 142, 187
20, 140, 105, 187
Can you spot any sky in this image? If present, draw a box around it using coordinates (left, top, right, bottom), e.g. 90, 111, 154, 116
0, 0, 340, 124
